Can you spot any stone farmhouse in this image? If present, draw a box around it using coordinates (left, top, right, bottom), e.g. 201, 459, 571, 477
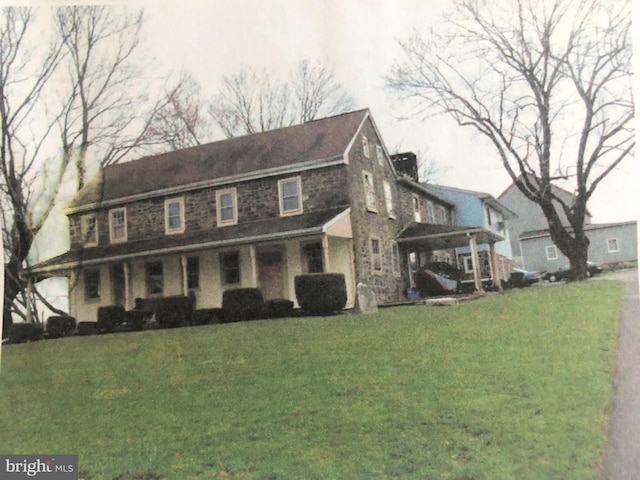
27, 110, 507, 322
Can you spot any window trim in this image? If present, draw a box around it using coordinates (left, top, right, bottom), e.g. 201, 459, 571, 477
81, 213, 98, 247
383, 180, 395, 219
145, 261, 164, 297
278, 176, 303, 217
165, 197, 185, 235
546, 245, 558, 261
363, 170, 377, 213
83, 268, 101, 301
220, 251, 241, 286
607, 238, 620, 253
463, 256, 474, 273
216, 187, 238, 226
362, 135, 370, 158
391, 241, 401, 277
412, 194, 421, 222
370, 237, 383, 274
108, 207, 127, 244
302, 241, 324, 274
376, 144, 384, 166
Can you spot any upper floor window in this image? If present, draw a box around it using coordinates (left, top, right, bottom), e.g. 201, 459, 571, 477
216, 188, 238, 226
383, 181, 395, 218
427, 201, 436, 223
486, 206, 493, 226
165, 198, 185, 234
109, 207, 127, 243
220, 251, 241, 285
362, 135, 370, 158
81, 214, 98, 247
607, 238, 620, 253
370, 237, 382, 273
546, 245, 558, 261
436, 205, 446, 225
278, 176, 303, 216
412, 195, 421, 222
363, 171, 377, 212
376, 145, 384, 166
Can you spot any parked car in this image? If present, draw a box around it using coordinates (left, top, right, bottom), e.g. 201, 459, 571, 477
509, 268, 545, 287
543, 261, 603, 282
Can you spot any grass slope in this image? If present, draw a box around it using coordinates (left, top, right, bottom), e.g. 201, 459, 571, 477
0, 281, 623, 479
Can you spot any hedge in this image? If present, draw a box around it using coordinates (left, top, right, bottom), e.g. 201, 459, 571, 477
45, 316, 76, 338
7, 323, 44, 344
222, 288, 265, 322
97, 306, 125, 333
155, 296, 194, 328
294, 273, 347, 315
264, 298, 294, 319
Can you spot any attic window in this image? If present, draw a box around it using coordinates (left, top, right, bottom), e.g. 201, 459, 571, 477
362, 135, 370, 158
363, 171, 377, 212
279, 177, 302, 216
81, 214, 98, 247
376, 145, 384, 166
109, 208, 127, 243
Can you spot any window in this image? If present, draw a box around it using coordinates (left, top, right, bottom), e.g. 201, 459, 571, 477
426, 201, 436, 223
463, 256, 474, 273
109, 208, 127, 243
84, 269, 100, 300
412, 195, 421, 222
216, 188, 237, 226
81, 214, 98, 246
303, 242, 324, 273
607, 238, 620, 253
546, 245, 558, 260
376, 145, 384, 166
436, 205, 446, 225
165, 198, 185, 234
370, 237, 382, 273
391, 242, 401, 276
220, 252, 240, 285
146, 261, 164, 296
383, 181, 395, 218
363, 171, 377, 212
486, 206, 493, 226
187, 257, 200, 290
362, 135, 370, 158
278, 177, 302, 216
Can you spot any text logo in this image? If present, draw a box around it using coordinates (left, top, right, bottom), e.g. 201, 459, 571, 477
1, 455, 78, 480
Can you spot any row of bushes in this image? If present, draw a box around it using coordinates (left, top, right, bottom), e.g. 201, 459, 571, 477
5, 274, 348, 343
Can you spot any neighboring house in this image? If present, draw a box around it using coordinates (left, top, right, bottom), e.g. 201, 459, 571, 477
520, 221, 638, 273
498, 177, 591, 269
25, 110, 507, 323
422, 185, 516, 286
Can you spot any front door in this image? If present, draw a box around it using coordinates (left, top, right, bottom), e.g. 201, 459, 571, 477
111, 264, 126, 307
257, 250, 285, 300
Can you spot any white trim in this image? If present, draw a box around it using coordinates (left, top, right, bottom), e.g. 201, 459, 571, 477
370, 236, 382, 274
65, 156, 345, 215
322, 207, 351, 232
278, 176, 303, 216
383, 180, 395, 219
546, 245, 558, 260
376, 144, 384, 166
607, 238, 620, 253
165, 197, 185, 235
391, 241, 401, 277
81, 213, 98, 247
363, 170, 377, 212
362, 135, 370, 158
216, 187, 238, 226
108, 207, 127, 243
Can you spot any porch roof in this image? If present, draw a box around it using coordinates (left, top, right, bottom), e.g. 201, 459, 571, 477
26, 206, 350, 277
398, 223, 504, 249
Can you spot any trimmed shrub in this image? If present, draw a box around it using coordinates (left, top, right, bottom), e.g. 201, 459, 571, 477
295, 273, 347, 315
77, 321, 99, 336
155, 296, 194, 328
264, 298, 294, 319
191, 308, 223, 326
97, 306, 125, 333
7, 323, 43, 344
222, 288, 264, 322
123, 310, 150, 331
46, 316, 76, 339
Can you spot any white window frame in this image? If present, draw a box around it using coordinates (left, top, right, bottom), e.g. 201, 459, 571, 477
383, 180, 395, 219
278, 176, 303, 216
108, 207, 127, 243
81, 213, 98, 247
427, 201, 436, 223
412, 194, 421, 222
363, 171, 377, 212
376, 144, 384, 166
83, 268, 101, 301
607, 238, 620, 253
463, 256, 474, 273
220, 251, 241, 285
546, 245, 558, 261
391, 241, 401, 277
165, 197, 185, 235
370, 237, 383, 274
216, 188, 238, 226
362, 135, 370, 158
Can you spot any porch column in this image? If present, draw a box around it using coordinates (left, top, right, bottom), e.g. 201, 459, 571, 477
25, 276, 34, 324
322, 236, 331, 272
123, 262, 131, 310
489, 241, 503, 293
249, 246, 258, 287
468, 234, 484, 293
180, 255, 188, 297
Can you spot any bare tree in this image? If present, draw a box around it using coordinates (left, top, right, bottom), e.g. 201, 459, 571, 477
55, 5, 157, 191
386, 0, 633, 279
210, 60, 354, 138
145, 71, 213, 150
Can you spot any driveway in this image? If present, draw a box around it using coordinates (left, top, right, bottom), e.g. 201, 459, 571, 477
601, 269, 640, 480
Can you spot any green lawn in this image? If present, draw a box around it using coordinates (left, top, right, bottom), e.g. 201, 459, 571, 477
0, 280, 623, 479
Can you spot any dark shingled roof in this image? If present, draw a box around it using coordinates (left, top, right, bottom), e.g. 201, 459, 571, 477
69, 109, 369, 209
29, 206, 350, 274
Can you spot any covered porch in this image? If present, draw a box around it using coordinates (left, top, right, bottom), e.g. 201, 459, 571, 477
398, 223, 505, 293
